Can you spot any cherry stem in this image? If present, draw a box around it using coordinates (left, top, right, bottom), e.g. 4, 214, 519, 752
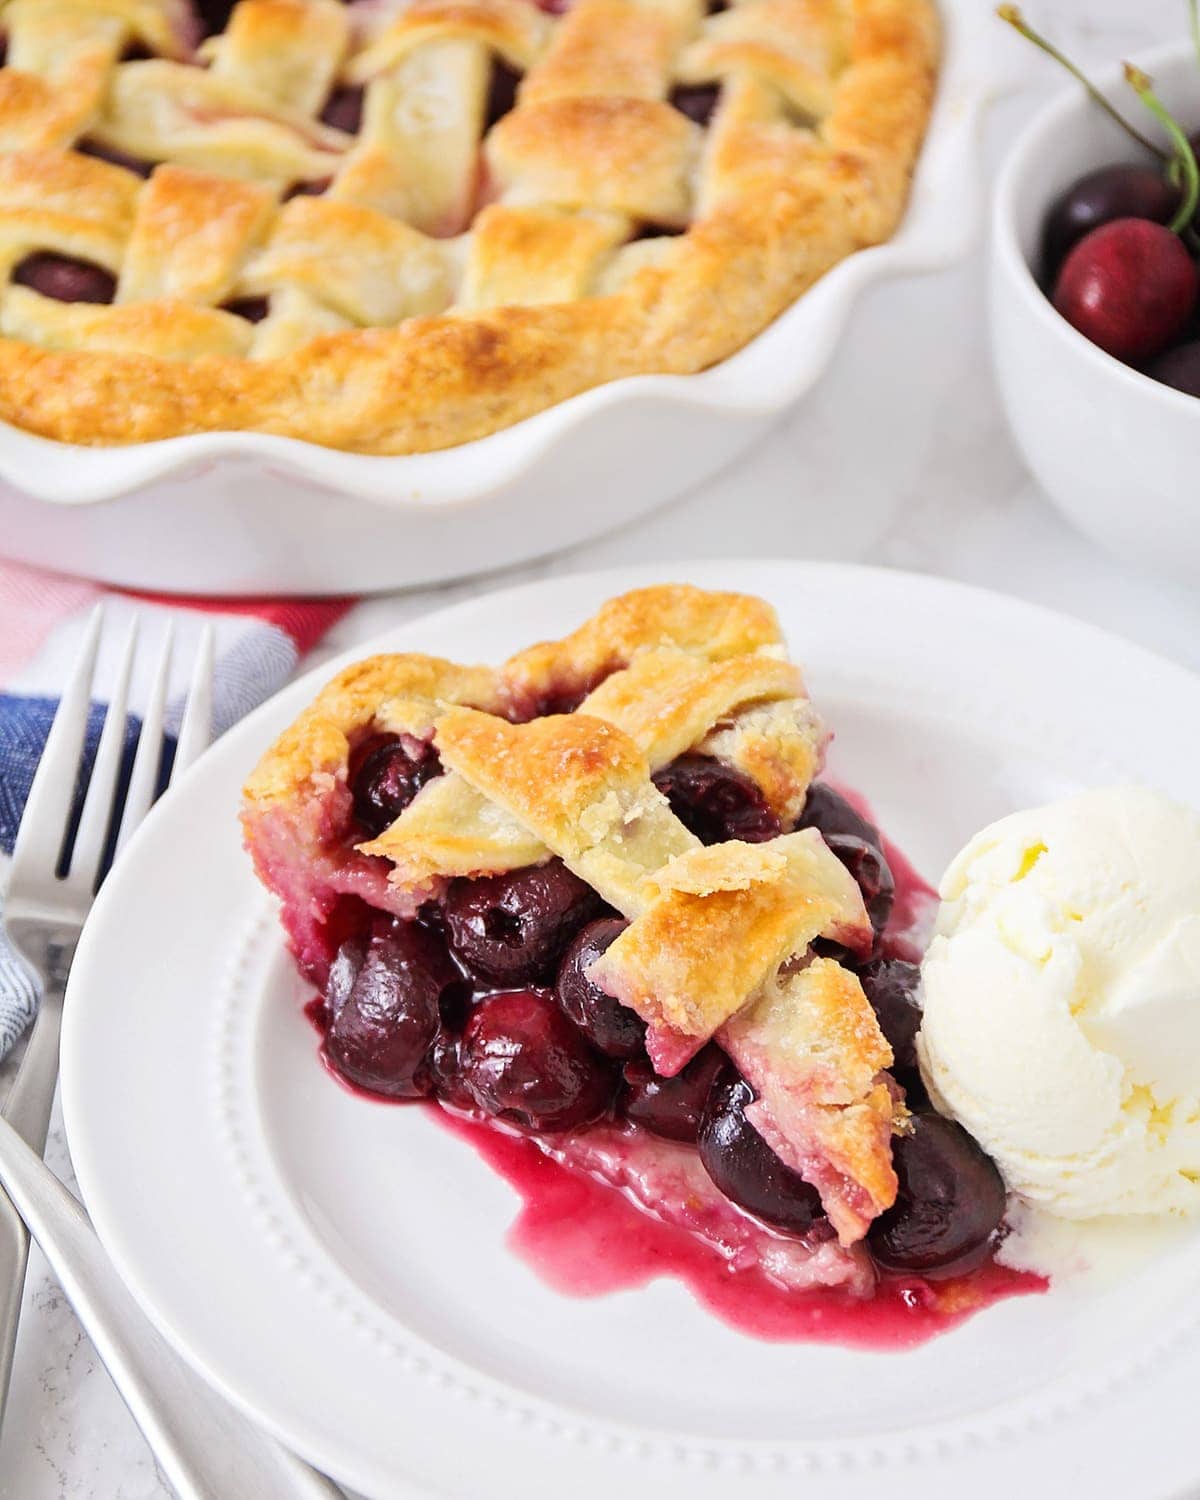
996, 6, 1165, 159
1124, 64, 1199, 232
1192, 0, 1200, 75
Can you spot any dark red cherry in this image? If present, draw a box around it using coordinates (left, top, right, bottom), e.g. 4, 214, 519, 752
698, 1067, 823, 1235
670, 83, 720, 126
1053, 218, 1199, 363
324, 922, 460, 1099
13, 253, 116, 305
321, 86, 364, 134
867, 1114, 1007, 1277
325, 933, 366, 1016
555, 917, 644, 1059
444, 861, 603, 986
653, 755, 781, 845
194, 0, 237, 36
77, 140, 154, 177
485, 61, 522, 129
620, 1044, 725, 1143
826, 834, 894, 938
458, 989, 614, 1132
1146, 339, 1200, 396
425, 1030, 476, 1111
1042, 164, 1179, 277
858, 957, 922, 1079
795, 783, 881, 847
350, 734, 442, 837
223, 296, 269, 323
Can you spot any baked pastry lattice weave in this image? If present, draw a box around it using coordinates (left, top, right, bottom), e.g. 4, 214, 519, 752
0, 0, 938, 450
243, 585, 902, 1276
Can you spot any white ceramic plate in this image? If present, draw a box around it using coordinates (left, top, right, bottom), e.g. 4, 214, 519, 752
61, 561, 1200, 1500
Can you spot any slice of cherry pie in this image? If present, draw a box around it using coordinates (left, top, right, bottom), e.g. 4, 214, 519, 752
0, 0, 937, 452
242, 585, 1017, 1324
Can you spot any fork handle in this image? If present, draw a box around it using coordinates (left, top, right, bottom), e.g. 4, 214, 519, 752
0, 1117, 343, 1500
0, 977, 65, 1419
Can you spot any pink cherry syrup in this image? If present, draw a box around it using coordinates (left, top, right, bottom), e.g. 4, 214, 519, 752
305, 791, 1045, 1349
432, 1109, 1039, 1349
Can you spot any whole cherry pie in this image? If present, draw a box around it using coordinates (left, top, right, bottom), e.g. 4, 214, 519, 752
242, 585, 1022, 1329
0, 0, 936, 452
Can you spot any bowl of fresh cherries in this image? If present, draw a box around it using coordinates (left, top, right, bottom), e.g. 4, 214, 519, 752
991, 13, 1200, 582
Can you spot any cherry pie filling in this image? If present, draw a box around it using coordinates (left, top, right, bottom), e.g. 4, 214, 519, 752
296, 730, 1015, 1318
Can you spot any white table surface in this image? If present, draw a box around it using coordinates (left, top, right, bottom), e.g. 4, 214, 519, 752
2, 2, 1196, 1494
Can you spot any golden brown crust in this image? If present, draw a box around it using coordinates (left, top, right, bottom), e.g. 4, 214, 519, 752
722, 958, 898, 1242
502, 583, 787, 704
242, 584, 805, 813
359, 586, 826, 885
241, 653, 505, 807
433, 707, 700, 912
0, 0, 938, 451
588, 830, 871, 1068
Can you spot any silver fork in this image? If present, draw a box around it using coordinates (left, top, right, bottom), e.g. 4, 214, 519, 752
0, 608, 341, 1499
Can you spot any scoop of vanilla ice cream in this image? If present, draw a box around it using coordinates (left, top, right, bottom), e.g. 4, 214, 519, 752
917, 787, 1200, 1219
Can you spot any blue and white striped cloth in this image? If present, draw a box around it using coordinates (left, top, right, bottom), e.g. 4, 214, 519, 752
0, 558, 351, 1057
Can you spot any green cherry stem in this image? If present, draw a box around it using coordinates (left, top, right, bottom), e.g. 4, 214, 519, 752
996, 6, 1165, 159
1191, 0, 1200, 75
1124, 63, 1200, 232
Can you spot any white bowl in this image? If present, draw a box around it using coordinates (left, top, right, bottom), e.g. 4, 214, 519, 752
991, 40, 1200, 585
0, 0, 992, 598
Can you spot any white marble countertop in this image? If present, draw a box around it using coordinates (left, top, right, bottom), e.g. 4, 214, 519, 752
1, 1, 1195, 1494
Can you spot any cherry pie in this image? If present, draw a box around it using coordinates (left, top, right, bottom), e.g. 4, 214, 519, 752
0, 0, 937, 452
243, 585, 1017, 1320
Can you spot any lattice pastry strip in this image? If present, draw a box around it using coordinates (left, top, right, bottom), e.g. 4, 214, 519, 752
0, 0, 185, 151
587, 837, 895, 1243
457, 205, 630, 312
675, 0, 846, 117
198, 0, 350, 118
334, 39, 492, 235
589, 831, 868, 1060
429, 707, 701, 915
117, 164, 276, 304
362, 649, 824, 890
339, 0, 550, 235
91, 60, 351, 183
241, 197, 457, 327
722, 958, 898, 1244
519, 0, 703, 105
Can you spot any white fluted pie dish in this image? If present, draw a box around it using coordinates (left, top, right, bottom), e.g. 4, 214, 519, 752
0, 1, 992, 597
